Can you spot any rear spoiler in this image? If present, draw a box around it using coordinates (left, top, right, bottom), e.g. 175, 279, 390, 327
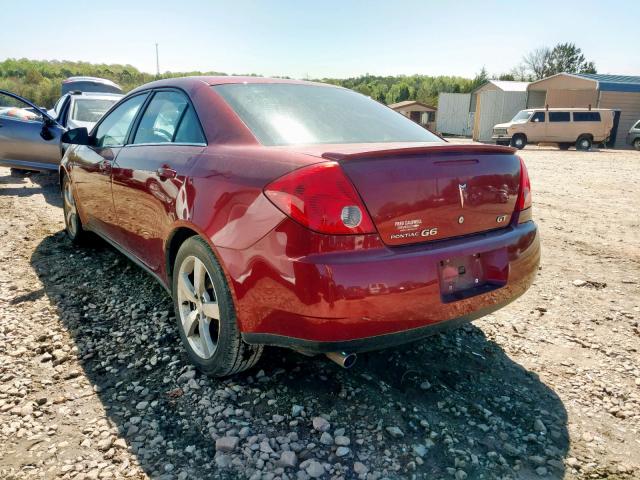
322, 144, 517, 161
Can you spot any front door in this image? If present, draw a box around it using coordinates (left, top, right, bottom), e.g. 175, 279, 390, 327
526, 111, 546, 142
111, 89, 206, 274
71, 93, 149, 239
0, 90, 64, 171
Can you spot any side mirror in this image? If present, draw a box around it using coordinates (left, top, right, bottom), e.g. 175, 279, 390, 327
61, 127, 91, 145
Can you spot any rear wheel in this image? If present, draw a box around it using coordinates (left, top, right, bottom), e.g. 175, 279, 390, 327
558, 143, 571, 150
576, 135, 592, 151
634, 138, 640, 151
62, 175, 89, 244
511, 134, 527, 150
172, 236, 263, 377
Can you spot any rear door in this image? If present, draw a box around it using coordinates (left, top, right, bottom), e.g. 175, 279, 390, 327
548, 111, 572, 141
0, 90, 64, 171
111, 89, 206, 273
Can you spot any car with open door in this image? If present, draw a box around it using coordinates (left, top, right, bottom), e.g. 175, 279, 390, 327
0, 90, 66, 172
59, 76, 540, 377
0, 89, 122, 173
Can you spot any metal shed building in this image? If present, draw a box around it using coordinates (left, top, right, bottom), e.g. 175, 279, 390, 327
436, 81, 529, 141
471, 81, 529, 142
527, 73, 640, 148
436, 93, 472, 136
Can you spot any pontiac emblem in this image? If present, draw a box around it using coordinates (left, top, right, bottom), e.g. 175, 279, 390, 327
458, 183, 467, 208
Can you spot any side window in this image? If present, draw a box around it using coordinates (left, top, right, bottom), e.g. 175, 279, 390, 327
0, 92, 43, 123
531, 112, 545, 123
174, 106, 206, 144
94, 94, 148, 148
573, 112, 601, 122
549, 112, 570, 122
133, 91, 204, 145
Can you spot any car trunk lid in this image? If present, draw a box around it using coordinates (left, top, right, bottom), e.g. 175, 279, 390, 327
320, 143, 521, 246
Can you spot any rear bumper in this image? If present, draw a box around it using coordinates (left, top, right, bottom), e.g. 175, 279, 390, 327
242, 296, 520, 353
219, 219, 540, 351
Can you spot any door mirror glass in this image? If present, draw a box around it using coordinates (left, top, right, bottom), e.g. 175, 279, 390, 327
61, 127, 91, 145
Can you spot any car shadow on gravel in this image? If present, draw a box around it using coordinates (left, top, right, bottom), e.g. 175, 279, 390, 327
30, 232, 569, 480
0, 170, 61, 207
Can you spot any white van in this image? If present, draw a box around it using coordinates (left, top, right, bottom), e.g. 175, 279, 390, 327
492, 108, 614, 150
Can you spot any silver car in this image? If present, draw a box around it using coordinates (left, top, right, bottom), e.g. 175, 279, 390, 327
48, 91, 123, 130
0, 89, 122, 172
627, 120, 640, 150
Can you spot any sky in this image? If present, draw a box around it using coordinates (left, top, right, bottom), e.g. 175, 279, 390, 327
1, 0, 638, 79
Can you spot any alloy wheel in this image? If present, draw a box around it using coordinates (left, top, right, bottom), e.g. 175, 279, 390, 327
63, 179, 78, 237
176, 255, 221, 359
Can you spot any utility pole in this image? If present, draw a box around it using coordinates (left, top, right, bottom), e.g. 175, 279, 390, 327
155, 43, 160, 77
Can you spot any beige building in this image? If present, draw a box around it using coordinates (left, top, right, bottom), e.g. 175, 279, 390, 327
527, 73, 640, 148
389, 100, 437, 131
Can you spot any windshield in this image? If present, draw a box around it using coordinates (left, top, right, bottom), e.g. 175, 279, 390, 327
510, 110, 532, 123
213, 83, 442, 146
71, 98, 118, 123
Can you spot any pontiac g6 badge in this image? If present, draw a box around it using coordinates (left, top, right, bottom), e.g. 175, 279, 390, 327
458, 183, 467, 208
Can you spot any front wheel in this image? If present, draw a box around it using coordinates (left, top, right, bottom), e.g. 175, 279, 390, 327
511, 134, 527, 150
634, 138, 640, 151
172, 236, 263, 377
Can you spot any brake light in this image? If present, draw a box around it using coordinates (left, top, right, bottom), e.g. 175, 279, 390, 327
264, 162, 376, 234
516, 157, 532, 211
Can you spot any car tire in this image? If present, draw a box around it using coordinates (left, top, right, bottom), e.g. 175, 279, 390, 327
62, 175, 90, 244
172, 236, 263, 377
576, 135, 592, 151
634, 138, 640, 151
510, 134, 526, 150
558, 143, 571, 150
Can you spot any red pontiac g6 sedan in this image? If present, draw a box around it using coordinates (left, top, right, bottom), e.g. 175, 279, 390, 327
59, 76, 539, 376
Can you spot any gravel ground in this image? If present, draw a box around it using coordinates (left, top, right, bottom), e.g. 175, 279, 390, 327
0, 146, 639, 480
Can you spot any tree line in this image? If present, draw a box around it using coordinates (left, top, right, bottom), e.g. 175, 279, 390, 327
0, 43, 596, 109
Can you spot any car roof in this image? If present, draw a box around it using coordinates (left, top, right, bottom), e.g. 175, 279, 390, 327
68, 91, 124, 99
129, 75, 336, 94
527, 107, 611, 112
63, 76, 121, 87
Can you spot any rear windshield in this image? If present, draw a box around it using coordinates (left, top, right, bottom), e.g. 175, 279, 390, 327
213, 83, 441, 146
71, 98, 118, 122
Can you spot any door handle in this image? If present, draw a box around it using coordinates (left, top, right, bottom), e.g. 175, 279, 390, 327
156, 166, 177, 180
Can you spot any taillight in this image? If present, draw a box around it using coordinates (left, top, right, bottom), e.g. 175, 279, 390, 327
516, 157, 532, 211
264, 162, 376, 234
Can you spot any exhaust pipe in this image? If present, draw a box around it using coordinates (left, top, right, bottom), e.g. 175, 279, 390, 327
325, 351, 357, 369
